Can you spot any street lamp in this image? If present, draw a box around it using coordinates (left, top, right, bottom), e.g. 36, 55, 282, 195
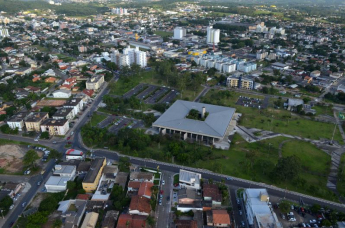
0, 209, 4, 219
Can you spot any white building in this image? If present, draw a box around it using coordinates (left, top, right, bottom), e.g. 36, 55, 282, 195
244, 189, 282, 228
174, 27, 186, 40
63, 98, 84, 116
66, 149, 85, 161
7, 112, 28, 131
45, 176, 70, 193
40, 119, 70, 136
53, 89, 72, 99
111, 46, 147, 68
0, 26, 9, 38
179, 169, 201, 190
111, 8, 127, 15
54, 165, 76, 179
206, 26, 220, 45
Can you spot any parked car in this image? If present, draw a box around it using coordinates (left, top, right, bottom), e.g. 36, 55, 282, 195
37, 181, 41, 186
162, 180, 165, 185
239, 210, 242, 215
9, 204, 14, 210
22, 202, 27, 208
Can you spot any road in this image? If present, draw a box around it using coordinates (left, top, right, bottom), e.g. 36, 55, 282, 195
155, 171, 174, 228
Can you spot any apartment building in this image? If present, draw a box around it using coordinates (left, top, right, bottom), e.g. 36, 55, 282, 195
25, 112, 49, 132
40, 118, 69, 136
86, 74, 104, 91
82, 158, 106, 193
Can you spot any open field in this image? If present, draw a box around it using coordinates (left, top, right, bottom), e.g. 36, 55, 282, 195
57, 54, 76, 62
338, 154, 345, 197
201, 89, 343, 143
154, 30, 173, 37
89, 113, 107, 126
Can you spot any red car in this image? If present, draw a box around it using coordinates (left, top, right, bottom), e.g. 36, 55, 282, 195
67, 141, 72, 144
67, 136, 71, 140
160, 190, 164, 194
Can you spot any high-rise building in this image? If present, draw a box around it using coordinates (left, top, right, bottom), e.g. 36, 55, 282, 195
111, 46, 147, 68
206, 26, 220, 45
0, 26, 9, 38
111, 8, 128, 15
173, 27, 186, 40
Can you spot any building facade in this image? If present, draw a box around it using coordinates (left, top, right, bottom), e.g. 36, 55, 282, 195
206, 26, 220, 45
40, 119, 70, 136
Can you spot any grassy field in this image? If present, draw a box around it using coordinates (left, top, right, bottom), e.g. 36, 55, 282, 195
57, 54, 76, 63
313, 105, 334, 116
193, 134, 336, 201
110, 71, 201, 101
337, 154, 345, 197
89, 113, 107, 126
201, 89, 343, 143
154, 30, 173, 37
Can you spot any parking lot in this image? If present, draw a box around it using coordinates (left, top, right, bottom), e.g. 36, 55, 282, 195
123, 83, 178, 105
108, 116, 144, 134
97, 115, 117, 129
236, 95, 269, 109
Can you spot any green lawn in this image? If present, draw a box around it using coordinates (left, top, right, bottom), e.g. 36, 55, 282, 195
201, 89, 343, 143
57, 54, 76, 63
154, 30, 173, 37
89, 113, 107, 126
337, 154, 345, 197
313, 105, 334, 116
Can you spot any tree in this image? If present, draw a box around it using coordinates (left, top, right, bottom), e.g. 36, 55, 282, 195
67, 181, 76, 190
191, 60, 197, 67
40, 132, 50, 139
146, 216, 155, 227
48, 149, 62, 160
279, 200, 291, 213
321, 219, 332, 226
23, 149, 40, 168
53, 219, 62, 228
0, 195, 13, 216
207, 67, 217, 77
271, 155, 301, 182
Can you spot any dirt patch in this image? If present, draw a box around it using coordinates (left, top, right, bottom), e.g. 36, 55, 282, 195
0, 145, 42, 173
43, 211, 62, 228
30, 193, 48, 208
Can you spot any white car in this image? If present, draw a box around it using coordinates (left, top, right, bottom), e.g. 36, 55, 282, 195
9, 204, 14, 210
162, 180, 165, 185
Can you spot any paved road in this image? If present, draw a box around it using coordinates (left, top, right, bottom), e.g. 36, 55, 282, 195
155, 171, 174, 228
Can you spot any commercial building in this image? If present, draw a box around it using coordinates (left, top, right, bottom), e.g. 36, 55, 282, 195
25, 112, 49, 132
53, 164, 76, 179
243, 189, 282, 228
152, 100, 236, 144
7, 112, 28, 131
86, 74, 104, 91
82, 158, 106, 193
179, 169, 202, 190
66, 149, 85, 161
174, 27, 186, 40
81, 212, 98, 228
40, 118, 69, 136
45, 176, 70, 193
58, 199, 87, 228
207, 26, 220, 45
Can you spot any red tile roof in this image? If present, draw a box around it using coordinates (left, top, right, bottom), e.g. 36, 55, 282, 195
128, 181, 141, 189
138, 182, 153, 198
129, 195, 151, 214
76, 194, 90, 200
213, 210, 231, 225
82, 89, 94, 97
174, 220, 197, 228
203, 184, 222, 202
117, 214, 146, 228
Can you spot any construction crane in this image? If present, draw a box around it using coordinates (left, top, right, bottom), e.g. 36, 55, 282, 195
135, 33, 140, 41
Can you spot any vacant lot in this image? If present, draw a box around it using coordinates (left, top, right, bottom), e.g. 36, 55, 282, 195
89, 113, 107, 126
0, 145, 42, 174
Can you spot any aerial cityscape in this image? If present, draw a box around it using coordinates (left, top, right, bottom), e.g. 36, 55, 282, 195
0, 0, 345, 227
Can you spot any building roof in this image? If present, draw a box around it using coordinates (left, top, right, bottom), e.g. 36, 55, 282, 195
83, 158, 105, 183
76, 194, 90, 200
7, 112, 28, 122
66, 149, 84, 156
129, 172, 153, 181
203, 184, 222, 202
64, 98, 82, 107
138, 182, 153, 197
81, 212, 98, 228
101, 210, 119, 228
174, 220, 198, 228
3, 182, 20, 190
153, 100, 235, 138
54, 165, 76, 175
53, 89, 71, 95
213, 210, 231, 225
115, 172, 129, 189
179, 169, 201, 184
128, 181, 141, 190
41, 118, 68, 126
53, 108, 74, 118
25, 112, 48, 122
178, 188, 200, 200
129, 195, 151, 214
117, 214, 146, 228
287, 98, 304, 107
45, 176, 70, 186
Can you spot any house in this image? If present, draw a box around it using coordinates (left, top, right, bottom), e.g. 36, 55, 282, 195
7, 112, 28, 131
25, 112, 49, 132
271, 62, 289, 70
45, 176, 70, 193
60, 77, 77, 90
52, 108, 75, 121
203, 184, 222, 206
310, 70, 321, 78
101, 210, 119, 228
127, 181, 141, 193
244, 189, 282, 228
138, 181, 154, 199
117, 214, 146, 228
115, 172, 129, 189
86, 74, 105, 90
64, 98, 84, 116
45, 77, 57, 83
82, 158, 106, 193
129, 172, 154, 183
53, 89, 72, 98
43, 69, 56, 77
58, 199, 87, 228
81, 212, 98, 228
177, 201, 203, 212
179, 169, 202, 190
206, 210, 231, 227
174, 220, 198, 228
82, 89, 94, 98
40, 118, 70, 136
178, 188, 201, 204
128, 195, 151, 216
